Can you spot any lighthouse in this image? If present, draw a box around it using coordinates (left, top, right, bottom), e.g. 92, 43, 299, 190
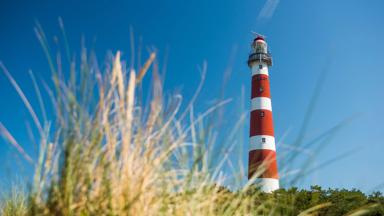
247, 35, 279, 192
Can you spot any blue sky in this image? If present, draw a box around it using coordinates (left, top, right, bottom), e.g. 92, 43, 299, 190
1, 0, 384, 192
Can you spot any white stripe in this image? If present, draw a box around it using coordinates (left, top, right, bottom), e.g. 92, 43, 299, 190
251, 62, 269, 76
254, 178, 279, 193
250, 135, 276, 151
251, 97, 272, 111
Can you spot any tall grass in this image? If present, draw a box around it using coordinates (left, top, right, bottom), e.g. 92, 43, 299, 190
0, 41, 258, 214
0, 187, 28, 216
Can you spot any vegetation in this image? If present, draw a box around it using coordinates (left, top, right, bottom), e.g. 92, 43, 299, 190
0, 24, 383, 215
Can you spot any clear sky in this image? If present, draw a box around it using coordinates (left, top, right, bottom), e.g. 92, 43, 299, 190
1, 0, 384, 192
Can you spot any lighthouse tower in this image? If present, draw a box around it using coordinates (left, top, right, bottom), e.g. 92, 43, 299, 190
247, 35, 279, 192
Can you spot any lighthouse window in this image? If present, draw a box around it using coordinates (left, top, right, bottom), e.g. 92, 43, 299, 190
262, 138, 266, 143
259, 86, 264, 92
260, 111, 265, 117
259, 64, 263, 69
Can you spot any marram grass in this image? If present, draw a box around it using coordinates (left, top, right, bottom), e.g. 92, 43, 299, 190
0, 37, 382, 215
0, 48, 272, 215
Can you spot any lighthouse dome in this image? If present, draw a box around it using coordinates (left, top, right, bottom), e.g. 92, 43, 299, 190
254, 36, 265, 42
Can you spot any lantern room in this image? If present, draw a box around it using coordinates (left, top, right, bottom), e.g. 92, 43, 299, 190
252, 37, 268, 54
248, 35, 272, 67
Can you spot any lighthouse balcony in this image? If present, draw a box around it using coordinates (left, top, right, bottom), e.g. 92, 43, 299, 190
248, 52, 272, 67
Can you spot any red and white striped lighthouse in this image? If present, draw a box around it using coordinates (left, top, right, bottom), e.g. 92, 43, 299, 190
247, 35, 279, 192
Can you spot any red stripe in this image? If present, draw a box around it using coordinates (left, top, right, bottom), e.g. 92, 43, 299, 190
251, 74, 271, 98
250, 109, 274, 136
248, 149, 279, 179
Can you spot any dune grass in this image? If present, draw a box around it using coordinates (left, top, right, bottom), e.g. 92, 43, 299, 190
0, 187, 28, 216
0, 42, 261, 214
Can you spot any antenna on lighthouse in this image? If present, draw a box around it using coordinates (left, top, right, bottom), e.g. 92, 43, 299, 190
251, 31, 266, 39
